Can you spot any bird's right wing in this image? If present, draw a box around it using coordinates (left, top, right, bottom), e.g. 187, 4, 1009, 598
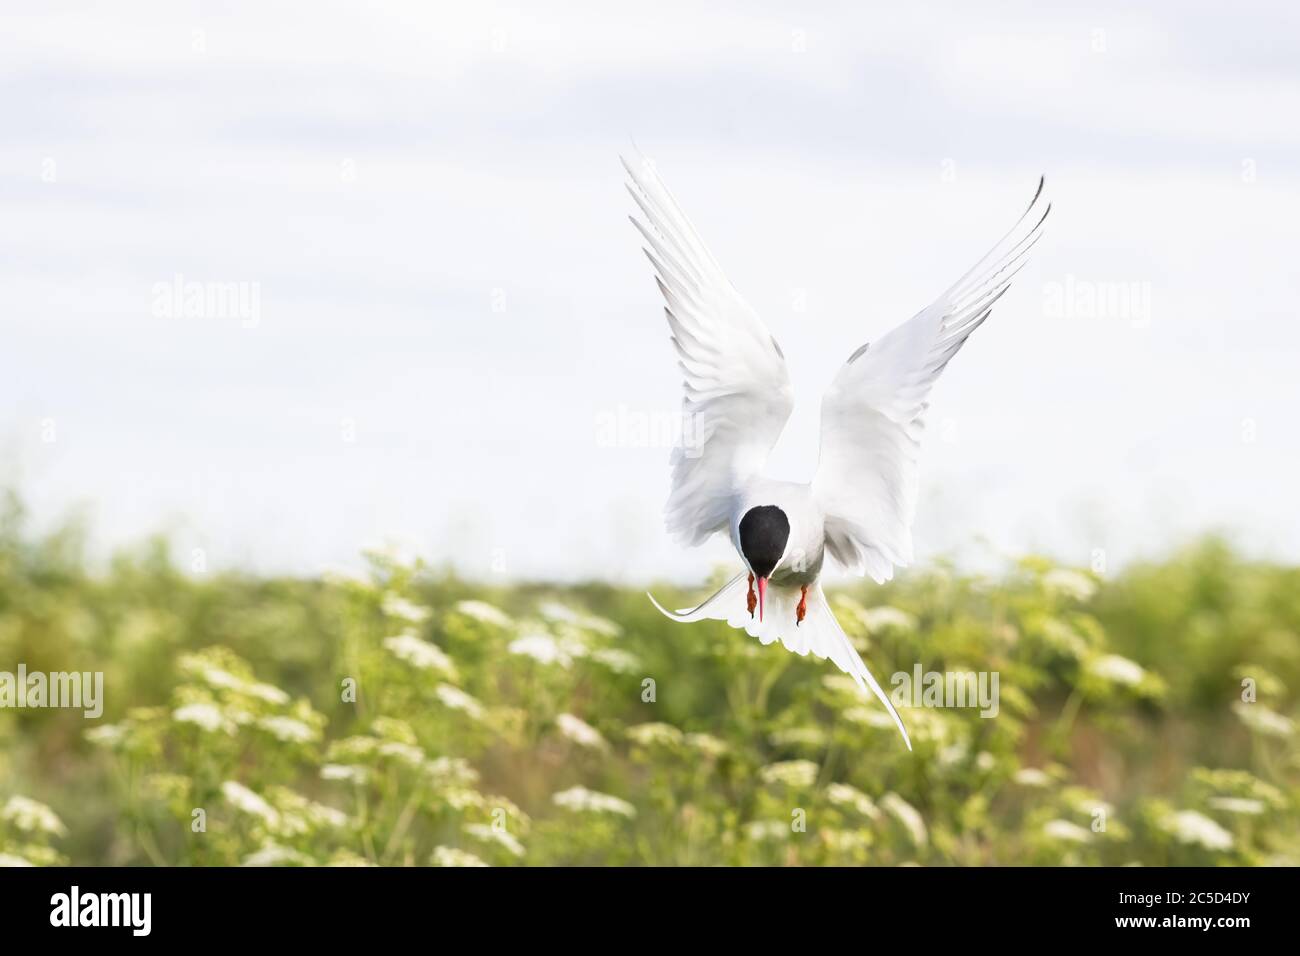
624, 152, 794, 546
814, 179, 1050, 583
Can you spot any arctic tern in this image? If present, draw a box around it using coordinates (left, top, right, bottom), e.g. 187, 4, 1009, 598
626, 153, 1050, 750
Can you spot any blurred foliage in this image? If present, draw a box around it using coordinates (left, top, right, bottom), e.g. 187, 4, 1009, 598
0, 491, 1297, 866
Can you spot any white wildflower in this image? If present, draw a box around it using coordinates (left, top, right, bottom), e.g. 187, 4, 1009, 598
744, 820, 789, 841
590, 647, 640, 673
508, 633, 576, 668
454, 600, 512, 628
85, 724, 129, 747
1088, 654, 1147, 687
221, 781, 280, 827
685, 733, 729, 758
578, 613, 622, 637
381, 593, 431, 624
538, 601, 581, 625
1163, 810, 1234, 851
842, 706, 898, 729
444, 788, 486, 810
2, 796, 67, 837
377, 741, 427, 766
825, 783, 880, 820
881, 792, 928, 846
426, 756, 481, 788
769, 727, 827, 748
626, 722, 684, 748
185, 662, 290, 705
257, 716, 319, 744
432, 846, 489, 867
1044, 568, 1097, 601
307, 803, 350, 829
552, 786, 636, 818
463, 823, 525, 858
435, 684, 486, 721
173, 702, 236, 735
760, 760, 819, 789
556, 713, 607, 750
1232, 702, 1294, 738
1014, 767, 1053, 788
822, 829, 873, 854
821, 674, 862, 697
383, 633, 457, 677
1043, 819, 1092, 843
320, 764, 369, 786
241, 843, 309, 867
858, 606, 916, 633
1207, 796, 1265, 815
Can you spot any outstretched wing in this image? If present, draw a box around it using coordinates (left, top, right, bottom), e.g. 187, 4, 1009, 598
814, 179, 1050, 583
624, 152, 794, 546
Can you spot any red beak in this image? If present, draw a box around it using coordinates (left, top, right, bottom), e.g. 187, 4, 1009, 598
756, 576, 767, 622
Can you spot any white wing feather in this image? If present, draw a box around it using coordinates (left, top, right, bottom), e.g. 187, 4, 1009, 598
624, 153, 794, 546
815, 179, 1050, 583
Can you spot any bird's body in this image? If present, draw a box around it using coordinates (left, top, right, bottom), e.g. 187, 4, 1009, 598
730, 478, 824, 588
626, 151, 1050, 751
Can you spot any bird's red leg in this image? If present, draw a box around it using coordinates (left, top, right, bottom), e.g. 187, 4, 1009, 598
746, 573, 757, 618
796, 585, 808, 626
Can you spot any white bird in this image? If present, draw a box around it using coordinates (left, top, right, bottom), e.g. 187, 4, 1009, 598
625, 152, 1050, 751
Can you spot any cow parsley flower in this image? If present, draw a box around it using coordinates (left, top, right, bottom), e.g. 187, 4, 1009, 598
1043, 819, 1092, 843
383, 633, 457, 677
552, 786, 636, 818
626, 722, 684, 748
508, 633, 577, 668
825, 783, 879, 820
463, 823, 525, 858
1043, 568, 1097, 601
381, 594, 431, 624
221, 781, 280, 827
1162, 810, 1234, 851
173, 702, 236, 735
1088, 654, 1146, 687
760, 760, 819, 789
1207, 796, 1265, 816
2, 796, 67, 837
320, 764, 369, 786
881, 792, 928, 846
432, 846, 489, 867
435, 684, 487, 721
257, 716, 318, 744
556, 713, 607, 750
454, 600, 512, 627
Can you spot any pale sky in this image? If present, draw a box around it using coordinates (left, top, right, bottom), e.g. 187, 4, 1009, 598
2, 1, 1297, 582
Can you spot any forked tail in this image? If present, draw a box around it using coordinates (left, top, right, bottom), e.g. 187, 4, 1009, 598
649, 576, 912, 750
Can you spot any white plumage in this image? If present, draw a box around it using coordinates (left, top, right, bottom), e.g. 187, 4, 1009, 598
626, 151, 1050, 751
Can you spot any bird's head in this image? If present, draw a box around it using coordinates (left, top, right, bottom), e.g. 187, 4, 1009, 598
738, 505, 790, 621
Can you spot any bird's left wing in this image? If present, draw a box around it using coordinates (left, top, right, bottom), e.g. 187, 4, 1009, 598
624, 152, 794, 546
814, 179, 1050, 583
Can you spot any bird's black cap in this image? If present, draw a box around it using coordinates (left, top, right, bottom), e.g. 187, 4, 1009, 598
739, 505, 790, 579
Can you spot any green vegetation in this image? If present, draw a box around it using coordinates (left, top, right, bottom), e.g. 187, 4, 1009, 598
0, 494, 1296, 866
